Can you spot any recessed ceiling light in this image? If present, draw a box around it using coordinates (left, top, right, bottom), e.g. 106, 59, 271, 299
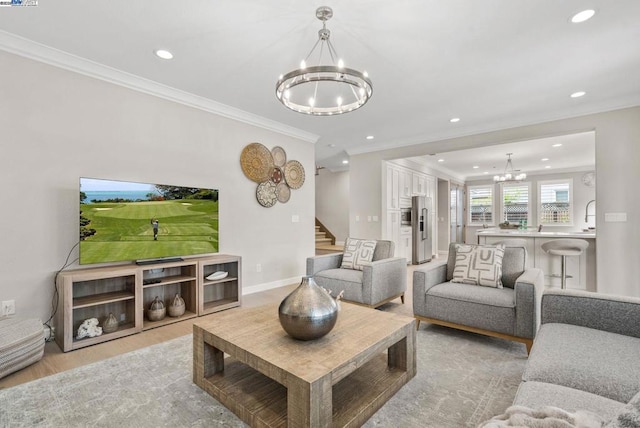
366, 135, 374, 140
154, 49, 174, 60
342, 160, 349, 164
571, 9, 595, 23
449, 118, 461, 123
570, 91, 586, 98
328, 143, 336, 148
472, 165, 479, 169
438, 159, 445, 163
483, 172, 489, 175
552, 143, 563, 148
545, 165, 552, 169
541, 158, 549, 161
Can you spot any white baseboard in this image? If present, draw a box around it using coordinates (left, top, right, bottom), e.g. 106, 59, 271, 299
242, 276, 300, 296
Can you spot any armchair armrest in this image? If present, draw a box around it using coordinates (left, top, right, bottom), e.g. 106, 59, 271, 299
541, 289, 640, 339
306, 253, 343, 276
361, 257, 407, 306
412, 262, 447, 314
513, 267, 544, 339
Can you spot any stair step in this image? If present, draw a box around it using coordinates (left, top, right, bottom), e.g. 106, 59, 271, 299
315, 232, 326, 237
316, 237, 332, 244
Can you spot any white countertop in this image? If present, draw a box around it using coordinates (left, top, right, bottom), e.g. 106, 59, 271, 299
476, 228, 596, 239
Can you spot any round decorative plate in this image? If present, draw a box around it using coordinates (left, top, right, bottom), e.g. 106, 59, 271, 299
240, 143, 275, 183
272, 146, 287, 167
284, 160, 305, 189
271, 167, 283, 184
256, 181, 277, 207
276, 182, 291, 203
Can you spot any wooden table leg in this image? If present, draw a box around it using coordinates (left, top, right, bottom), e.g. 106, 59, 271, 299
387, 324, 416, 377
193, 326, 224, 386
287, 376, 332, 427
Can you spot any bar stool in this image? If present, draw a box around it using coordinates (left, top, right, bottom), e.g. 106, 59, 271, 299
541, 239, 589, 289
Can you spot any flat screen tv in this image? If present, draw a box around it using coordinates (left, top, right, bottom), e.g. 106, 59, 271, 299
79, 177, 219, 265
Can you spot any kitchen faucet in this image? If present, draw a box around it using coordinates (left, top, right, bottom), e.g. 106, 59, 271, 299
585, 199, 596, 223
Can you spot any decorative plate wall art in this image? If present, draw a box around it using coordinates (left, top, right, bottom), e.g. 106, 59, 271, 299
240, 143, 275, 183
240, 143, 305, 207
271, 146, 287, 167
256, 181, 278, 208
284, 160, 305, 189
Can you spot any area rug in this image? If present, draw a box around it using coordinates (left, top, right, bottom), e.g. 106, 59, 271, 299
0, 326, 527, 427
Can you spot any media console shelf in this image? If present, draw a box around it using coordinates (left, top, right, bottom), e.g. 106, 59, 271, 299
55, 255, 241, 352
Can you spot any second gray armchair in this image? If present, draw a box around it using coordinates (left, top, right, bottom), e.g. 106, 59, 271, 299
306, 240, 407, 308
413, 241, 544, 353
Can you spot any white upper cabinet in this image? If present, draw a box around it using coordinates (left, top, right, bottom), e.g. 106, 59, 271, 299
400, 169, 412, 198
412, 172, 427, 195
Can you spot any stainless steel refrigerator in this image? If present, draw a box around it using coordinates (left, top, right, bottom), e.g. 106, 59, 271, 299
412, 195, 433, 264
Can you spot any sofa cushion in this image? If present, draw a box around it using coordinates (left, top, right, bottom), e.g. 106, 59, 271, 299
451, 244, 505, 288
523, 323, 640, 403
514, 381, 625, 422
422, 282, 516, 336
313, 268, 363, 303
341, 238, 376, 271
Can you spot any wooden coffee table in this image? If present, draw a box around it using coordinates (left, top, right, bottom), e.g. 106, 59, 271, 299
193, 302, 416, 427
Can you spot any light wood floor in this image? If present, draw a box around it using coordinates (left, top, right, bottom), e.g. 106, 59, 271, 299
0, 259, 442, 390
0, 284, 301, 390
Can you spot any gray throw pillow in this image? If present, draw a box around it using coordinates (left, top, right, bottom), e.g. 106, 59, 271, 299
341, 238, 377, 271
451, 244, 505, 288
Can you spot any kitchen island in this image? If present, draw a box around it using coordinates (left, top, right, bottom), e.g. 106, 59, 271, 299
477, 229, 596, 291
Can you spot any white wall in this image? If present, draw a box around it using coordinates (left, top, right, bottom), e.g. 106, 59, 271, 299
315, 169, 349, 244
349, 107, 640, 297
0, 51, 315, 321
464, 171, 596, 244
437, 179, 450, 252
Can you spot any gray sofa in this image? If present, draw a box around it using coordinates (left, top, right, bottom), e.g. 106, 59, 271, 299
306, 240, 406, 308
413, 242, 544, 352
514, 288, 640, 421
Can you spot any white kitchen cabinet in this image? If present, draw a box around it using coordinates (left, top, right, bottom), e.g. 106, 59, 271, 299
386, 165, 400, 210
412, 172, 427, 195
400, 169, 412, 198
386, 210, 400, 252
400, 226, 412, 264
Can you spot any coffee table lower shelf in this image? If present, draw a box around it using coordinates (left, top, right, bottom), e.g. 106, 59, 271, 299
200, 353, 408, 428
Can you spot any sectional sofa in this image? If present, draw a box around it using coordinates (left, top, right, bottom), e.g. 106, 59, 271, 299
513, 289, 640, 423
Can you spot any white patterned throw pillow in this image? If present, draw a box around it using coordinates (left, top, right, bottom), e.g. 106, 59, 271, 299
341, 238, 377, 271
451, 244, 505, 288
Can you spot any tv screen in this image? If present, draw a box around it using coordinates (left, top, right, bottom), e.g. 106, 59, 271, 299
79, 178, 219, 265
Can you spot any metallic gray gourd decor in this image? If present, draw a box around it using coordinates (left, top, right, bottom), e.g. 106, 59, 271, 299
278, 276, 338, 340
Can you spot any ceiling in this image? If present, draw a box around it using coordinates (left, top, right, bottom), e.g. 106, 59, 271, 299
411, 131, 595, 182
1, 1, 638, 172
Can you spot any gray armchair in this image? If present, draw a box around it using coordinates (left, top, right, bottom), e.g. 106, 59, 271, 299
306, 240, 407, 308
413, 241, 544, 353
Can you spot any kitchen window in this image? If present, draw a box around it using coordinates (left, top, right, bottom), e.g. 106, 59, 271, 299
539, 179, 573, 225
468, 185, 494, 225
501, 182, 531, 225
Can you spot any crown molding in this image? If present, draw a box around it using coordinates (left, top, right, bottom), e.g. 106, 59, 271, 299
0, 30, 319, 144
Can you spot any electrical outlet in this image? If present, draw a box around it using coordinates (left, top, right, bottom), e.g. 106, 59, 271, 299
256, 264, 262, 273
2, 300, 15, 316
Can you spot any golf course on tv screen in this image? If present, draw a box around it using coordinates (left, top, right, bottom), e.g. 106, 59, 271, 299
79, 178, 219, 264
